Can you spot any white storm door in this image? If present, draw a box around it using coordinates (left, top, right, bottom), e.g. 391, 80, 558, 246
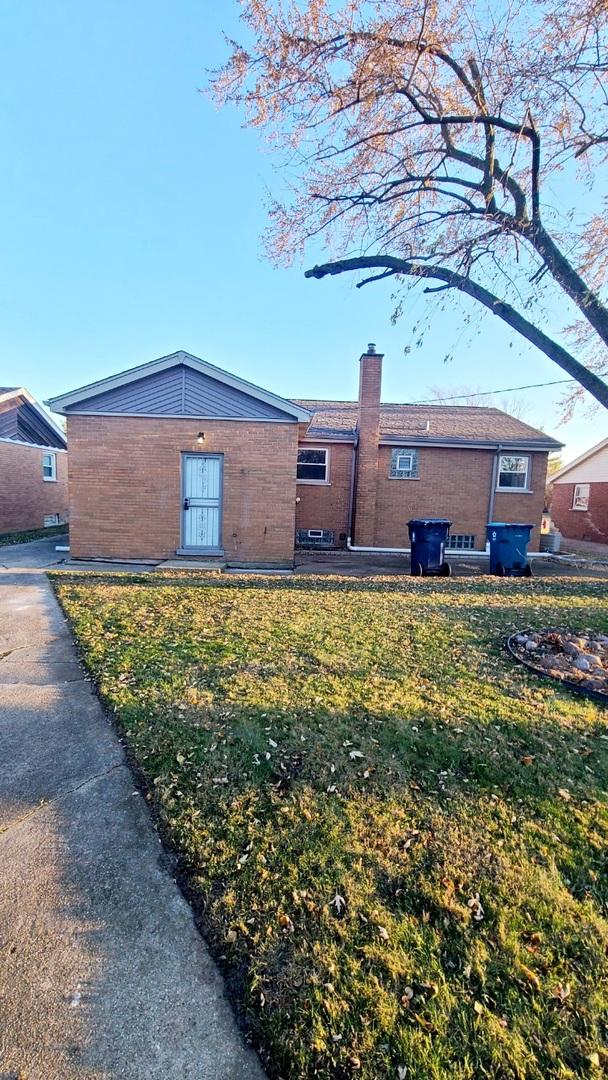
182, 454, 223, 552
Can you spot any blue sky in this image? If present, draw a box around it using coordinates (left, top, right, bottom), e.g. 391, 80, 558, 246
0, 0, 605, 462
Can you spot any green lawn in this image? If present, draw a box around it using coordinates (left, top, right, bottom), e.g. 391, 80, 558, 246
52, 572, 608, 1080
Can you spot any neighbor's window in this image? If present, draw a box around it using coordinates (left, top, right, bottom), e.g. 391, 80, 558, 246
389, 447, 419, 479
572, 483, 590, 510
497, 454, 529, 490
42, 452, 57, 481
297, 447, 328, 483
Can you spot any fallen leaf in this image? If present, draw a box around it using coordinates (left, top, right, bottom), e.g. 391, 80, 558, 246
553, 982, 570, 1002
520, 964, 541, 991
330, 891, 346, 915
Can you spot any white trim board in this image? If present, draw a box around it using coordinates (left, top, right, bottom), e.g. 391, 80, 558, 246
0, 436, 67, 453
59, 411, 299, 424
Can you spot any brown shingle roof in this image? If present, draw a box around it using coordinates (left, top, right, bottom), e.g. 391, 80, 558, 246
293, 400, 562, 449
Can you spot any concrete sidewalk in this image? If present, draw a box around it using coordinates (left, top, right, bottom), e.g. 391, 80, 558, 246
0, 565, 264, 1079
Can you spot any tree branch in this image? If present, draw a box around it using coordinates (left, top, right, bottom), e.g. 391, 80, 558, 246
305, 256, 608, 408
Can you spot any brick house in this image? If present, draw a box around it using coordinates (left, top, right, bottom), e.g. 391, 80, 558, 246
549, 437, 608, 544
47, 348, 560, 566
0, 387, 68, 535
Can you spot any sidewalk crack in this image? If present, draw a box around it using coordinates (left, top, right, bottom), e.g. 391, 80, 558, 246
0, 762, 126, 836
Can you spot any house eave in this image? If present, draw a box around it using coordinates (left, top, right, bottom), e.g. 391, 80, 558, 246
0, 436, 68, 452
380, 436, 563, 451
549, 436, 608, 483
1, 387, 67, 448
59, 411, 301, 425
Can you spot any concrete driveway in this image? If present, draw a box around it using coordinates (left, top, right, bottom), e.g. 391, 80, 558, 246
0, 546, 264, 1079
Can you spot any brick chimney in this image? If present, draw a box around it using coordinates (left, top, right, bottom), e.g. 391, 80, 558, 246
354, 343, 383, 545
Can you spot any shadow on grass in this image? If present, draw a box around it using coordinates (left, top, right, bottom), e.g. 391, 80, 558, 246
50, 571, 608, 1080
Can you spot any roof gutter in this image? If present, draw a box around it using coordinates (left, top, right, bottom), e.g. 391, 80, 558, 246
487, 444, 503, 525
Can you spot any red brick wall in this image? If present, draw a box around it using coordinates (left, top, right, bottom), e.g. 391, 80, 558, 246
294, 442, 548, 551
373, 446, 547, 551
66, 415, 298, 565
295, 441, 353, 544
550, 482, 608, 543
493, 453, 548, 549
0, 441, 68, 533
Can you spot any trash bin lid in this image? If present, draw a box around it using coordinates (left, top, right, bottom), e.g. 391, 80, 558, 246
487, 521, 535, 529
407, 518, 452, 527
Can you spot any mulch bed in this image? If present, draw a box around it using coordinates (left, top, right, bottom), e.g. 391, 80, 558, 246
507, 628, 608, 702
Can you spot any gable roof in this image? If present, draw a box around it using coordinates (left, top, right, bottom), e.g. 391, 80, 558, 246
550, 436, 608, 482
294, 399, 562, 450
0, 388, 67, 449
46, 351, 311, 422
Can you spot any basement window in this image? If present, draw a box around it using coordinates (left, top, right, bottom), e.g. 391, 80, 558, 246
497, 454, 529, 490
42, 452, 57, 482
572, 483, 590, 510
296, 528, 335, 547
44, 514, 60, 527
389, 448, 419, 479
297, 447, 329, 483
446, 534, 476, 550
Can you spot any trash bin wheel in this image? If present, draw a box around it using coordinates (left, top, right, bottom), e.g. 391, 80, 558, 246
411, 561, 423, 577
523, 563, 533, 578
495, 562, 505, 577
440, 561, 451, 577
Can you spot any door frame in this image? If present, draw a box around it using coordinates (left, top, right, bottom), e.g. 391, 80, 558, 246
178, 451, 224, 555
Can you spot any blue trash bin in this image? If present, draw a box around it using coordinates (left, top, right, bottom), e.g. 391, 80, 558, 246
486, 522, 534, 577
407, 518, 452, 577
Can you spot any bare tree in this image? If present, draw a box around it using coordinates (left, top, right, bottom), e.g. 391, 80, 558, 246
213, 0, 608, 408
428, 384, 529, 419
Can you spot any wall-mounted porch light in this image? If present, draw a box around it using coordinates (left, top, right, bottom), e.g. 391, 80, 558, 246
196, 431, 205, 444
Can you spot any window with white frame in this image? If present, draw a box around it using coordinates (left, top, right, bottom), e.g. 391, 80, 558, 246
389, 447, 419, 479
497, 454, 529, 490
297, 447, 328, 483
42, 452, 57, 482
44, 514, 60, 527
572, 483, 590, 510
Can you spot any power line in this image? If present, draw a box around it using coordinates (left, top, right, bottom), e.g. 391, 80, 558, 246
412, 377, 575, 404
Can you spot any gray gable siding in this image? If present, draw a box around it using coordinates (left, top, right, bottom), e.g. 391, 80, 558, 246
65, 364, 296, 421
0, 400, 66, 448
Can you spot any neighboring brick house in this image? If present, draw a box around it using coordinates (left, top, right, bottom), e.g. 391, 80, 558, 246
0, 387, 68, 535
47, 348, 560, 566
549, 438, 608, 544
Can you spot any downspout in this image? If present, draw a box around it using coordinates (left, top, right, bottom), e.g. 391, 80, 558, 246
345, 433, 359, 548
346, 423, 409, 551
347, 437, 410, 552
487, 444, 502, 528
